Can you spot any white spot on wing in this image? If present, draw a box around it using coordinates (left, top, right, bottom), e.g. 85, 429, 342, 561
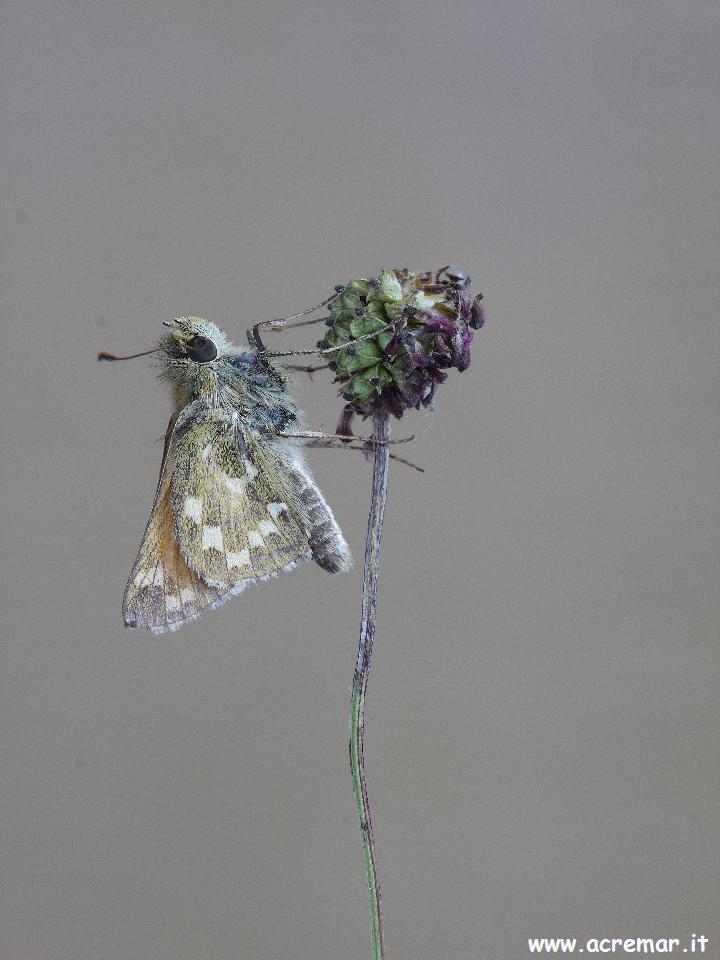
267, 502, 287, 519
166, 595, 181, 612
221, 473, 246, 495
227, 548, 251, 569
202, 444, 213, 462
201, 525, 224, 551
245, 463, 258, 479
248, 530, 264, 547
184, 497, 203, 524
259, 519, 279, 536
180, 587, 195, 604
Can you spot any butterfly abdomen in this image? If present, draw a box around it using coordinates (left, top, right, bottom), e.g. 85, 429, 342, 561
308, 510, 353, 573
284, 455, 352, 574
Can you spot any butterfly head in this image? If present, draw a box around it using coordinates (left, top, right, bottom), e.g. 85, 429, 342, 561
157, 316, 291, 413
160, 316, 234, 364
158, 317, 236, 391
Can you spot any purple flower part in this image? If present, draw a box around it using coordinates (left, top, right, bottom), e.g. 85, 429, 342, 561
431, 339, 454, 363
427, 365, 448, 384
470, 297, 486, 330
420, 381, 436, 404
351, 384, 408, 421
448, 326, 474, 371
420, 314, 457, 337
403, 370, 437, 407
455, 349, 471, 373
387, 388, 407, 418
336, 403, 356, 438
400, 334, 433, 368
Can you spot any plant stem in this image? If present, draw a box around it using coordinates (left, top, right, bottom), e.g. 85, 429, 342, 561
350, 407, 390, 960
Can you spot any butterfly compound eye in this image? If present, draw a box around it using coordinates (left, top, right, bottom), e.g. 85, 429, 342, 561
185, 335, 218, 362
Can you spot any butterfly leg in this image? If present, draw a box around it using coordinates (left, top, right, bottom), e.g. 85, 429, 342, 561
301, 440, 425, 473
248, 293, 340, 350
279, 430, 413, 445
260, 325, 392, 361
281, 362, 331, 381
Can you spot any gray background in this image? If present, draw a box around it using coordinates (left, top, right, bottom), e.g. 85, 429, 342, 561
2, 2, 718, 958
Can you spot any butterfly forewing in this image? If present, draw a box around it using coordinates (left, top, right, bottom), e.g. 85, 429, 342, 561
171, 410, 312, 585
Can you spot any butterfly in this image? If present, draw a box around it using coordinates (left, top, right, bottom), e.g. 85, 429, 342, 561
112, 317, 352, 634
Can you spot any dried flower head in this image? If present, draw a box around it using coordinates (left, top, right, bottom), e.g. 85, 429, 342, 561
319, 267, 485, 431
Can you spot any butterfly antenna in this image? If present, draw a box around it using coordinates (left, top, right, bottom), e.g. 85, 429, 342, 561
98, 347, 161, 362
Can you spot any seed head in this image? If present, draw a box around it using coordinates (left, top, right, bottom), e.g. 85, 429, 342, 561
319, 268, 485, 429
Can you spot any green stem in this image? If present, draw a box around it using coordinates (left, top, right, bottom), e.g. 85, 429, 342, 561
350, 407, 390, 960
